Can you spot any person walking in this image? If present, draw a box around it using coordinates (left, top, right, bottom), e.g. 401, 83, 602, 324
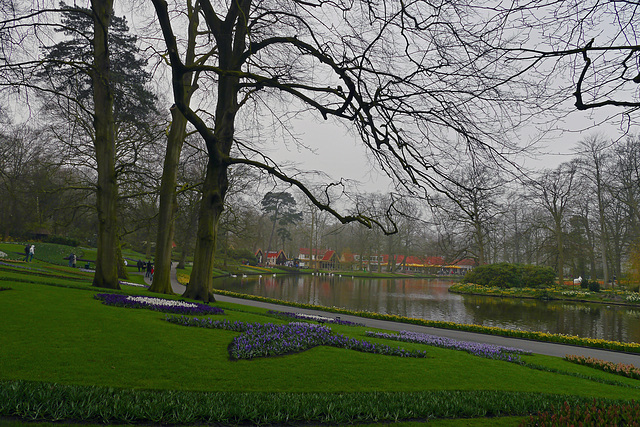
24, 244, 30, 262
145, 261, 152, 278
28, 245, 35, 262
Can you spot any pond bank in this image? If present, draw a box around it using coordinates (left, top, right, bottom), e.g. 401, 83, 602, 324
449, 282, 640, 308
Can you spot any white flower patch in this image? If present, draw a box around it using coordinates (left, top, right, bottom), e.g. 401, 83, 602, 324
126, 296, 199, 308
626, 293, 640, 303
119, 281, 147, 288
294, 313, 333, 322
0, 251, 6, 258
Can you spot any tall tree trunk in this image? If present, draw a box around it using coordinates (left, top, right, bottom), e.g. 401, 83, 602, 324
150, 0, 198, 295
555, 217, 564, 287
116, 242, 128, 280
150, 106, 189, 294
178, 250, 187, 269
91, 0, 119, 290
182, 158, 228, 302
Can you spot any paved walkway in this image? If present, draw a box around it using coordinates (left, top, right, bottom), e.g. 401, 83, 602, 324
166, 264, 640, 366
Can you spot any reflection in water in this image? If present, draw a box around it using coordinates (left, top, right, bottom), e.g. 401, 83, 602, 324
213, 275, 640, 343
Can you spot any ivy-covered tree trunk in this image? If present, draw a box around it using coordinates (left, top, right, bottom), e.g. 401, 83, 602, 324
91, 0, 120, 290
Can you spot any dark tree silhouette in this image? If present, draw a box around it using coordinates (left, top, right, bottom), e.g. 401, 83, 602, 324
149, 0, 539, 301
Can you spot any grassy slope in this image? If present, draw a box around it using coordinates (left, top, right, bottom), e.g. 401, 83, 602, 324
3, 254, 640, 425
1, 279, 639, 400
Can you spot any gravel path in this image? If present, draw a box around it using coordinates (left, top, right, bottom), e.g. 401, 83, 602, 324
168, 264, 640, 366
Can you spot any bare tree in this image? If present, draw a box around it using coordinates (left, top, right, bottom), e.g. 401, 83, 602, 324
495, 1, 640, 121
575, 134, 614, 285
148, 0, 534, 301
528, 162, 578, 286
434, 165, 505, 265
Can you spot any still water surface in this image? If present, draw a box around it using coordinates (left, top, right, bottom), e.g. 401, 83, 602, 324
213, 274, 640, 343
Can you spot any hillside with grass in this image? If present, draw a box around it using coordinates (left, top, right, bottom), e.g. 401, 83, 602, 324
3, 243, 640, 425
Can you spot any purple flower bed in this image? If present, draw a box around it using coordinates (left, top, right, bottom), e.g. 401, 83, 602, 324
266, 310, 365, 326
165, 315, 428, 360
94, 293, 224, 315
365, 331, 530, 363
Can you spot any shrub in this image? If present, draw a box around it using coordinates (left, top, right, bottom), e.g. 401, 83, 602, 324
227, 248, 258, 264
464, 263, 555, 288
587, 279, 601, 292
520, 264, 556, 288
43, 235, 80, 247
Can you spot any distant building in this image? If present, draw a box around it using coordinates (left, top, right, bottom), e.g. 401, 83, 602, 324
297, 248, 340, 270
339, 253, 475, 274
255, 249, 287, 266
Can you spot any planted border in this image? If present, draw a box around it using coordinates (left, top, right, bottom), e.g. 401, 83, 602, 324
266, 310, 365, 326
366, 330, 531, 363
165, 315, 428, 360
521, 400, 640, 426
212, 289, 640, 353
95, 293, 224, 315
565, 355, 640, 381
0, 380, 622, 425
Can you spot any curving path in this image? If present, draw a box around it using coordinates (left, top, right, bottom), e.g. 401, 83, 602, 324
167, 263, 640, 366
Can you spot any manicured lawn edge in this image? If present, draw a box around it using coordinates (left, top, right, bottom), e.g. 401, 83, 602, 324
0, 380, 627, 425
212, 289, 640, 353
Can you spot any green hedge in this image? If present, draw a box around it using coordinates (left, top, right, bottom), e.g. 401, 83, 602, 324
463, 263, 556, 288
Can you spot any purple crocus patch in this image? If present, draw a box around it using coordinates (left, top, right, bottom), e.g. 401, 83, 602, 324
94, 293, 224, 315
165, 315, 429, 360
365, 330, 530, 362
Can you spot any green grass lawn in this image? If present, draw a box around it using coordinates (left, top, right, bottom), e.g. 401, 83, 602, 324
2, 256, 640, 425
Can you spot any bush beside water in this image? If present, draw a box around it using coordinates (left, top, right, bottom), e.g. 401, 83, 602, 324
463, 263, 556, 288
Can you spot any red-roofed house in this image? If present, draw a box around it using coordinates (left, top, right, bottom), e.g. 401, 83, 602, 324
255, 249, 287, 266
337, 253, 474, 274
298, 248, 340, 270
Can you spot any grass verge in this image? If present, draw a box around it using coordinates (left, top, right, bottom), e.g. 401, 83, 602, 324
3, 258, 640, 425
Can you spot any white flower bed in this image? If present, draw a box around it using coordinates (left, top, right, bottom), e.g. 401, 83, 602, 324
626, 293, 640, 303
294, 313, 333, 322
561, 291, 592, 297
126, 296, 199, 308
119, 281, 148, 288
0, 251, 6, 258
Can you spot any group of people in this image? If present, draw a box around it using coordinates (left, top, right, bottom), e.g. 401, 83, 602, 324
68, 253, 77, 268
23, 244, 35, 262
136, 259, 154, 279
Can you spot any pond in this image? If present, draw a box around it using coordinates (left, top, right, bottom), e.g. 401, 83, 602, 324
213, 274, 640, 343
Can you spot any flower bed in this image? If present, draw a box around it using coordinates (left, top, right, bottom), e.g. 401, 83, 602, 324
266, 310, 364, 326
165, 315, 428, 360
565, 354, 640, 380
94, 294, 224, 315
118, 281, 149, 289
366, 331, 530, 362
522, 400, 640, 426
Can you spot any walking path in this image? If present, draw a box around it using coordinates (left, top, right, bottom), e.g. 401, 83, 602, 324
166, 263, 640, 366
